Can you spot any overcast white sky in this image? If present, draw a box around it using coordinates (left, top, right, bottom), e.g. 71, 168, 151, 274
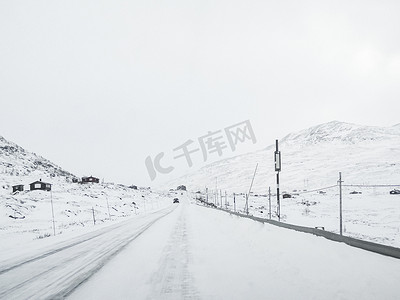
1, 0, 399, 187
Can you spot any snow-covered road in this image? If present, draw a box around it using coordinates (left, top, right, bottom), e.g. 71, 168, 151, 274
0, 206, 176, 299
69, 194, 400, 300
2, 193, 400, 299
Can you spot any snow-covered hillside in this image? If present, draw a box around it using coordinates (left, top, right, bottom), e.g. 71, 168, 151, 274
165, 121, 400, 247
167, 121, 400, 193
0, 135, 173, 246
0, 135, 75, 181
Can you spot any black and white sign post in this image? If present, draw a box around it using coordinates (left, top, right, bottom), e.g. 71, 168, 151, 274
275, 140, 281, 221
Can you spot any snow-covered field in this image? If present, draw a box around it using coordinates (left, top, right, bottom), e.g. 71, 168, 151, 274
199, 186, 400, 248
0, 180, 173, 248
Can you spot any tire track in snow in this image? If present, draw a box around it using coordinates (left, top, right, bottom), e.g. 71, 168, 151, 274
148, 204, 199, 300
0, 206, 176, 300
0, 207, 173, 275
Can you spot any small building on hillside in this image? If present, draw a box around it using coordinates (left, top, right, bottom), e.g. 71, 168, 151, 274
82, 176, 100, 184
177, 185, 187, 191
29, 180, 52, 191
12, 185, 24, 193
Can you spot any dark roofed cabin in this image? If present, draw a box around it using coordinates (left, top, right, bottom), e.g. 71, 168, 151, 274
82, 176, 99, 184
30, 180, 52, 191
12, 185, 24, 193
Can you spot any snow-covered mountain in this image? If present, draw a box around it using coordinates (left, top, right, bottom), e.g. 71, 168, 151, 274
278, 121, 400, 146
167, 121, 400, 193
0, 135, 75, 185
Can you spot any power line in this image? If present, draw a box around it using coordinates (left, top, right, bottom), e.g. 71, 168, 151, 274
284, 183, 399, 195
252, 185, 337, 196
295, 185, 337, 195
342, 184, 400, 187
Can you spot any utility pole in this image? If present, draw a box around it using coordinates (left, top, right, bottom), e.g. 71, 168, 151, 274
268, 186, 271, 220
275, 140, 282, 221
338, 172, 343, 235
50, 190, 56, 236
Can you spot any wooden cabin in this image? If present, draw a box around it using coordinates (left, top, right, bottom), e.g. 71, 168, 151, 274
30, 180, 52, 191
12, 185, 24, 192
81, 176, 99, 184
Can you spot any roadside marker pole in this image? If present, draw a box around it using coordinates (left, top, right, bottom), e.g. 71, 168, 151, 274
338, 172, 343, 235
215, 177, 218, 206
92, 207, 96, 225
50, 190, 56, 236
143, 196, 147, 214
245, 163, 258, 215
245, 193, 248, 214
234, 193, 236, 212
106, 197, 111, 220
268, 186, 271, 220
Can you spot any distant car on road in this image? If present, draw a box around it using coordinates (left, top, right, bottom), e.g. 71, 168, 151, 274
282, 193, 292, 199
350, 191, 362, 194
173, 198, 180, 203
390, 189, 400, 195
